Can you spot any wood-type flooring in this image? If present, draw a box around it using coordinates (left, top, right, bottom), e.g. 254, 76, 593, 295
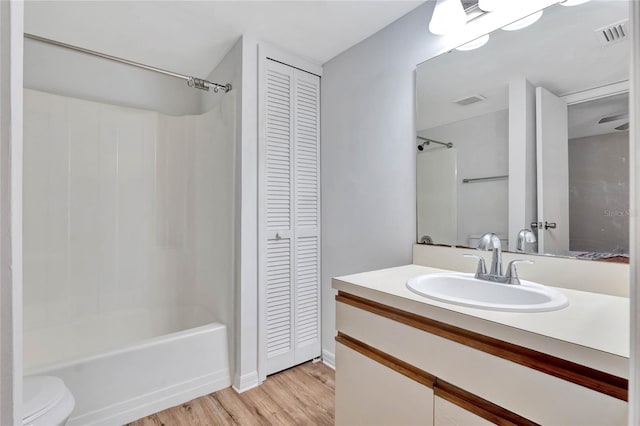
127, 361, 334, 426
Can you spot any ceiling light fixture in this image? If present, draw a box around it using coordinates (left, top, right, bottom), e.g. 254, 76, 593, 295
429, 0, 467, 35
501, 10, 543, 31
478, 0, 501, 12
455, 34, 490, 51
559, 0, 590, 6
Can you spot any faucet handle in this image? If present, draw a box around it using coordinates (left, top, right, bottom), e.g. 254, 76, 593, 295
505, 259, 534, 285
463, 254, 487, 276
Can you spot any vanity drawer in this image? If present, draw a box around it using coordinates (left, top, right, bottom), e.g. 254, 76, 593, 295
434, 396, 493, 426
336, 298, 627, 425
335, 342, 434, 426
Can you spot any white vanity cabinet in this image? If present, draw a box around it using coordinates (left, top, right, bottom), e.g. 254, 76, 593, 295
434, 396, 492, 426
335, 342, 434, 425
335, 334, 526, 426
333, 268, 629, 426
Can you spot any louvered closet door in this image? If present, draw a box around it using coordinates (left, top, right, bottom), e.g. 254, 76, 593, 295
292, 70, 321, 365
263, 59, 320, 375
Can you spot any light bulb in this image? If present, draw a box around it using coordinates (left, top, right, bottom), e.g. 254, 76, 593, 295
559, 0, 590, 6
478, 0, 501, 12
501, 10, 543, 31
429, 0, 467, 36
455, 34, 490, 51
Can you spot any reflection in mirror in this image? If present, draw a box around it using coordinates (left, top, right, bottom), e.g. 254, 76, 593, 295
568, 93, 629, 255
416, 0, 629, 260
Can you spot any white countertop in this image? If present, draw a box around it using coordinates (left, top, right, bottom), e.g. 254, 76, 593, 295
333, 264, 629, 376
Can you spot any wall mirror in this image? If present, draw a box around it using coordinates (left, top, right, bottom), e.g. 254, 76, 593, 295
416, 0, 629, 259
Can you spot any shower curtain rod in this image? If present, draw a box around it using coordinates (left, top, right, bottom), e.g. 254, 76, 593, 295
24, 33, 232, 93
417, 136, 453, 148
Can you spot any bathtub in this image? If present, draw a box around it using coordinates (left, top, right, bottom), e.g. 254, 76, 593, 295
24, 306, 231, 425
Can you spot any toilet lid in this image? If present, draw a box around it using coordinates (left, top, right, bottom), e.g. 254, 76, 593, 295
23, 376, 67, 422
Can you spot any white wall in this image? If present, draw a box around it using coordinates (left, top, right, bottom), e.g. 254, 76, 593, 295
508, 78, 537, 252
320, 0, 559, 361
199, 36, 261, 393
233, 36, 260, 392
200, 38, 241, 115
0, 2, 23, 424
200, 37, 244, 391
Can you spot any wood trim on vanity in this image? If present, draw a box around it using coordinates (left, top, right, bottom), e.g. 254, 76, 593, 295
434, 379, 538, 426
336, 332, 539, 425
335, 332, 436, 388
336, 291, 628, 401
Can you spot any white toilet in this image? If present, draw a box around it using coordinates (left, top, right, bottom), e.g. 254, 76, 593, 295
23, 376, 75, 426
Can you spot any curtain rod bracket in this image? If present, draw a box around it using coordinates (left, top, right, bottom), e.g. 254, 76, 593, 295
188, 78, 209, 91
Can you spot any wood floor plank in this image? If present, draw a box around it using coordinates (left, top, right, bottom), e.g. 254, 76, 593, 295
126, 361, 334, 426
181, 397, 236, 426
267, 365, 334, 424
210, 388, 263, 425
262, 372, 333, 425
236, 385, 299, 425
301, 361, 335, 390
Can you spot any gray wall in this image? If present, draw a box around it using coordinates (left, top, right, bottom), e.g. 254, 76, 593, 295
321, 2, 442, 360
569, 131, 629, 254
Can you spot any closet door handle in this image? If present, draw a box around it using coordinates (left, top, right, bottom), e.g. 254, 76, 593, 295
544, 221, 557, 230
275, 233, 282, 240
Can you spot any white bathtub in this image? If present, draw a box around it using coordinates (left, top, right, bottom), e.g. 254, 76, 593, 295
24, 307, 231, 425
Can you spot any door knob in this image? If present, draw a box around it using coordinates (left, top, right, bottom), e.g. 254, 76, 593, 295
544, 221, 557, 230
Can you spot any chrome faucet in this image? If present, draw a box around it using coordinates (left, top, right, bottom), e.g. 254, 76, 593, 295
516, 229, 537, 252
464, 232, 533, 285
477, 232, 502, 275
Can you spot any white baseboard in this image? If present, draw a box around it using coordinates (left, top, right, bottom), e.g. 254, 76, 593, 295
232, 370, 260, 393
322, 349, 335, 369
67, 370, 231, 426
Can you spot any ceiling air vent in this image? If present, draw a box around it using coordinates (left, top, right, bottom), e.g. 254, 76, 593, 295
454, 94, 486, 106
595, 20, 629, 46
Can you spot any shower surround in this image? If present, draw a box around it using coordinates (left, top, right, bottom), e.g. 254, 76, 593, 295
23, 88, 235, 424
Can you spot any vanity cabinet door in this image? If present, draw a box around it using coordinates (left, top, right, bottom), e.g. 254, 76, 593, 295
335, 342, 434, 426
434, 396, 492, 426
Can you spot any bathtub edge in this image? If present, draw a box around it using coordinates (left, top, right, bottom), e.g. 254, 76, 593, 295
66, 368, 231, 426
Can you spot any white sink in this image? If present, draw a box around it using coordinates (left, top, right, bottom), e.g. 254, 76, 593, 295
406, 273, 569, 312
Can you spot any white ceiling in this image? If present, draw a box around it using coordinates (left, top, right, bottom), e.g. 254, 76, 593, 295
24, 0, 425, 77
568, 92, 628, 139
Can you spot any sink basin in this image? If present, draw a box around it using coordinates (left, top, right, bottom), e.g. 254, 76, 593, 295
406, 273, 569, 312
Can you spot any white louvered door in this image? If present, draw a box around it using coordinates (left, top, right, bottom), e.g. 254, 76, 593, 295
292, 70, 321, 366
263, 61, 295, 374
261, 59, 320, 375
